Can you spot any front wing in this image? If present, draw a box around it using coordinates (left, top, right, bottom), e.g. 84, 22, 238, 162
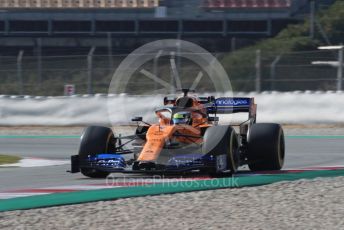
71, 153, 229, 174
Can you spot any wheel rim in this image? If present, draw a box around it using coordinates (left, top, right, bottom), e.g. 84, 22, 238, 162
277, 129, 285, 167
228, 131, 239, 172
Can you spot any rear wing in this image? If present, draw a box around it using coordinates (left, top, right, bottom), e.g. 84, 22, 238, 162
207, 97, 257, 119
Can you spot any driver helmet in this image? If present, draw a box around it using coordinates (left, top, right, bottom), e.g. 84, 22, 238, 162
172, 111, 192, 125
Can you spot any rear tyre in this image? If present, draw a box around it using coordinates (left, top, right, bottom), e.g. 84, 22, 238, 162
247, 123, 285, 171
79, 126, 116, 178
202, 126, 239, 175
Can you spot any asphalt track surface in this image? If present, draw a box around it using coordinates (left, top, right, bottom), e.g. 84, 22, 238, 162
0, 136, 344, 192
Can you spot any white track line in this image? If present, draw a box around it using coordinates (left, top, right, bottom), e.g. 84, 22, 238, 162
0, 193, 50, 199
0, 158, 69, 167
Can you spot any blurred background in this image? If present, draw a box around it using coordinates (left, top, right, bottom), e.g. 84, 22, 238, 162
0, 0, 342, 95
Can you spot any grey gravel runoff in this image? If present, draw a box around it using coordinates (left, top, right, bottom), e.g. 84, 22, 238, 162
1, 176, 344, 230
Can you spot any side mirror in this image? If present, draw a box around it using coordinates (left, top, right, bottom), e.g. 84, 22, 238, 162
209, 117, 219, 122
132, 117, 143, 122
208, 96, 215, 103
164, 96, 176, 105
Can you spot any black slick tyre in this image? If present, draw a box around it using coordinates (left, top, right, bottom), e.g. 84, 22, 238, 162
78, 126, 116, 178
202, 125, 239, 174
247, 123, 285, 171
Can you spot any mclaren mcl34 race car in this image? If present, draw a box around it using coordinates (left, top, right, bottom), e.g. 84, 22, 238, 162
70, 89, 285, 178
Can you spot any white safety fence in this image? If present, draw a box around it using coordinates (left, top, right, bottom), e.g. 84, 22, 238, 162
0, 91, 343, 126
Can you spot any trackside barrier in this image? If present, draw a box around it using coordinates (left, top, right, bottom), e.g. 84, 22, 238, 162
1, 92, 344, 125
1, 169, 344, 212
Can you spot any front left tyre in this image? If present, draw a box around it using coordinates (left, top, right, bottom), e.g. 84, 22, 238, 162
247, 123, 285, 171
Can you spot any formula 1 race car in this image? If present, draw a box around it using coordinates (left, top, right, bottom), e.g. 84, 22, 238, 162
70, 89, 285, 178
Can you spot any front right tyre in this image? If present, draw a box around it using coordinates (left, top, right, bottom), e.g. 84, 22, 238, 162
78, 126, 116, 178
202, 125, 239, 175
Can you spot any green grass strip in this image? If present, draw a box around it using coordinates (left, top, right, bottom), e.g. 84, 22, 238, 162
1, 169, 344, 212
0, 155, 21, 165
